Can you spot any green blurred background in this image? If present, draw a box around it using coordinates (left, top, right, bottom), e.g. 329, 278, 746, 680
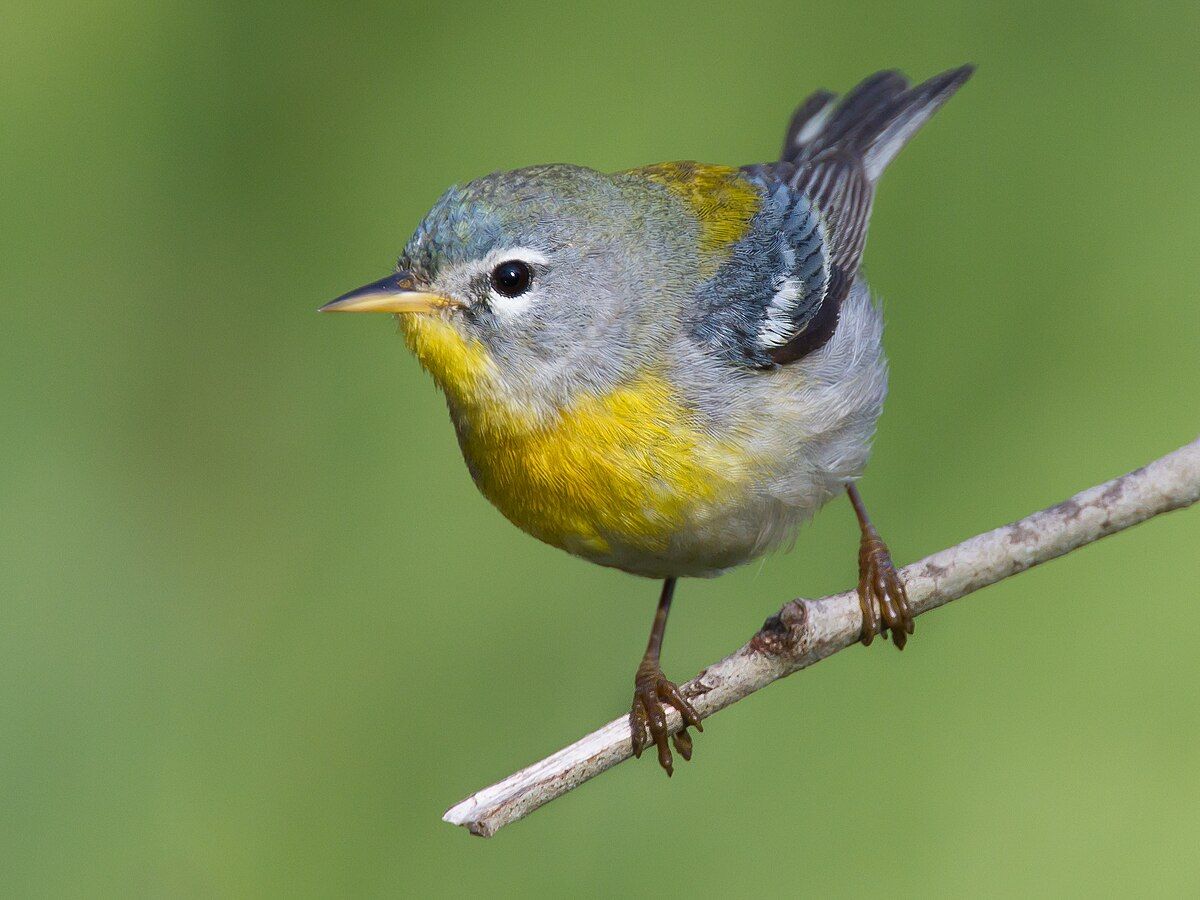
3, 1, 1199, 895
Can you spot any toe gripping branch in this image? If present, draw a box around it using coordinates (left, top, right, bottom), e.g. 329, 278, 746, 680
629, 659, 703, 776
847, 484, 913, 649
857, 526, 914, 648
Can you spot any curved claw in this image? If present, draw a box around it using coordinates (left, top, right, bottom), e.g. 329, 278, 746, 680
628, 667, 702, 776
672, 727, 693, 762
659, 679, 703, 732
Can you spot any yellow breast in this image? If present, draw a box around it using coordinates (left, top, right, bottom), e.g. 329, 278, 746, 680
401, 314, 755, 560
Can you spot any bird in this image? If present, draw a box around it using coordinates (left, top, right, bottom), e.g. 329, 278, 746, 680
323, 65, 974, 776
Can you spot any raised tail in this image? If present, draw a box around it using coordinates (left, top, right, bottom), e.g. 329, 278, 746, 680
761, 66, 973, 365
782, 64, 974, 182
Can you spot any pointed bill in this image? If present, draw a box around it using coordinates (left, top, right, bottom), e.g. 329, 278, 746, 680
320, 272, 460, 313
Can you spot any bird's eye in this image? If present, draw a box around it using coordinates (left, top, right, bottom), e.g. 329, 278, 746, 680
490, 260, 533, 298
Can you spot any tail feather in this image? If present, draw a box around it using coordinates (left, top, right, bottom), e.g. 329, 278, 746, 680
763, 66, 973, 366
779, 89, 836, 160
783, 65, 974, 183
813, 70, 909, 158
859, 65, 975, 180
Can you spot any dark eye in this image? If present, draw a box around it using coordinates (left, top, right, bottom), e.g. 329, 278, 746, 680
490, 260, 533, 298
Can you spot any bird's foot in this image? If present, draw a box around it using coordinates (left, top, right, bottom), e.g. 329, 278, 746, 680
856, 526, 913, 649
629, 660, 702, 776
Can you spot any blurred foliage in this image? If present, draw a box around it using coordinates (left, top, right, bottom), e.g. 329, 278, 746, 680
2, 1, 1198, 895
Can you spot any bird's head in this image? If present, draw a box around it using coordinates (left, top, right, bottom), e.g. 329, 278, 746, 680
323, 164, 696, 417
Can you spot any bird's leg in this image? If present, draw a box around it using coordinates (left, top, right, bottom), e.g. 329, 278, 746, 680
629, 577, 703, 776
848, 483, 913, 649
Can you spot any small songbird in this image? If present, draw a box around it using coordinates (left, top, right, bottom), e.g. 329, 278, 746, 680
324, 66, 973, 775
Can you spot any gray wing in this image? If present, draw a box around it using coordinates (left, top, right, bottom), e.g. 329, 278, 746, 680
686, 173, 830, 370
686, 66, 972, 370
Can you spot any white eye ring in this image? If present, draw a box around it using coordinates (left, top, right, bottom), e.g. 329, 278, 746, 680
481, 248, 549, 316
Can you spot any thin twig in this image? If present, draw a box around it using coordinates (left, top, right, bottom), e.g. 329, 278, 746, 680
444, 438, 1200, 837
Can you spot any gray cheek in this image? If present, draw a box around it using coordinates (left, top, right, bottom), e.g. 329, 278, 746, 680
459, 303, 501, 342
478, 288, 630, 403
485, 299, 573, 365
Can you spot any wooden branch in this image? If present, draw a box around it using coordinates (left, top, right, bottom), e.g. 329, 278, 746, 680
444, 438, 1200, 837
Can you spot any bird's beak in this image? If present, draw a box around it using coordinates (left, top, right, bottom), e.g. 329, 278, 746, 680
319, 271, 460, 314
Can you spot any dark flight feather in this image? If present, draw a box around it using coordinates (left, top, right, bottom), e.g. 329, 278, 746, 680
768, 65, 974, 364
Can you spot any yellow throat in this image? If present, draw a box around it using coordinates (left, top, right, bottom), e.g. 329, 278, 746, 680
400, 314, 755, 560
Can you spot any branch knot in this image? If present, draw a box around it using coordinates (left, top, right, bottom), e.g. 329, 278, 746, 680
749, 600, 810, 657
